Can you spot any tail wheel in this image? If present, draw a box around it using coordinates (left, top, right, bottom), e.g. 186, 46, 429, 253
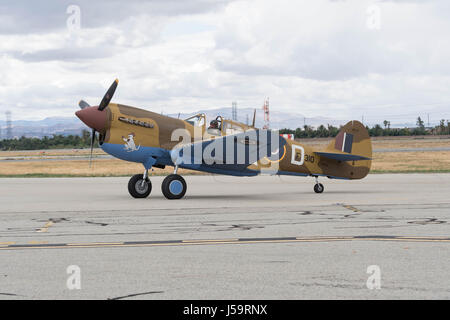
314, 183, 324, 194
128, 174, 152, 198
162, 174, 187, 200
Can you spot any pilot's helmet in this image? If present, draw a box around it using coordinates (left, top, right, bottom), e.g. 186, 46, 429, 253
210, 120, 218, 129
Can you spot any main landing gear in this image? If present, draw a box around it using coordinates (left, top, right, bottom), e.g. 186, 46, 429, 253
128, 170, 152, 198
313, 176, 324, 194
127, 166, 187, 200
161, 174, 187, 200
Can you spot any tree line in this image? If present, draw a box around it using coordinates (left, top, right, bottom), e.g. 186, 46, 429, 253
0, 130, 96, 151
280, 117, 450, 138
0, 117, 449, 150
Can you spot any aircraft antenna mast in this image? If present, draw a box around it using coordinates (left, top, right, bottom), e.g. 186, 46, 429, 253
232, 101, 237, 121
262, 98, 270, 129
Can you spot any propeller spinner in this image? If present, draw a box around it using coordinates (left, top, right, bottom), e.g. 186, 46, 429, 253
75, 79, 118, 166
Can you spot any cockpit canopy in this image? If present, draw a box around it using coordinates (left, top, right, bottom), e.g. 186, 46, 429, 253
185, 113, 251, 137
185, 113, 206, 127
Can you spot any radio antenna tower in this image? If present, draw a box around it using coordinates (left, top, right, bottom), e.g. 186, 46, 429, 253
232, 101, 237, 121
5, 111, 12, 139
262, 98, 270, 129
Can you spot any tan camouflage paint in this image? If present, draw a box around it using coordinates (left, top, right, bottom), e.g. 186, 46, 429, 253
101, 104, 372, 180
262, 120, 371, 179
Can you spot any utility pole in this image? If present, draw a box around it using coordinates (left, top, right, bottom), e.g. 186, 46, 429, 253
232, 102, 238, 121
262, 98, 270, 129
5, 111, 12, 139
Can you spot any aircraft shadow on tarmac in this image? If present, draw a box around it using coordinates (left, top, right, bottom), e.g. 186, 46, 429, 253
102, 188, 384, 201
161, 189, 380, 200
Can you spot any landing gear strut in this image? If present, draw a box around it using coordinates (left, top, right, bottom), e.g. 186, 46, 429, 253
128, 170, 152, 198
313, 176, 324, 194
161, 166, 187, 200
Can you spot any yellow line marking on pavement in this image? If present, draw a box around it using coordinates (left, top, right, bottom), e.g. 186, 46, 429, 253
0, 242, 15, 246
28, 240, 48, 245
397, 236, 450, 239
67, 242, 123, 246
342, 205, 360, 212
369, 238, 450, 242
296, 236, 351, 240
1, 236, 450, 251
36, 221, 54, 233
182, 239, 239, 243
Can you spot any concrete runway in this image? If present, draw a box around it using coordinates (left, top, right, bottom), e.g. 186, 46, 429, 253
0, 174, 449, 299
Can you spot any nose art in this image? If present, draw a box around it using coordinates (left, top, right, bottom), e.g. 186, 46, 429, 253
75, 106, 107, 131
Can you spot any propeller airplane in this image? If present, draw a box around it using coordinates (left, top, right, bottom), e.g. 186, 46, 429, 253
75, 79, 372, 200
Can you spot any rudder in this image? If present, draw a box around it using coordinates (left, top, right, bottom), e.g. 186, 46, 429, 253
324, 120, 372, 179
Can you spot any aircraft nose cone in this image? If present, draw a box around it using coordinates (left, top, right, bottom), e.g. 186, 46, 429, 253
75, 106, 107, 131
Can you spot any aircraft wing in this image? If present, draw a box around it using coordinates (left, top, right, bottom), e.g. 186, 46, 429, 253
172, 130, 286, 173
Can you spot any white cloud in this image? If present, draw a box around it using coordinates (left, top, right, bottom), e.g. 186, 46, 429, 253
0, 0, 450, 126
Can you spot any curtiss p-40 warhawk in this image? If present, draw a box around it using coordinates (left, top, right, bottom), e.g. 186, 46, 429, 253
75, 80, 372, 200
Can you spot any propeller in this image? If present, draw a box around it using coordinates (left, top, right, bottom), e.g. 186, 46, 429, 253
78, 79, 119, 167
89, 128, 96, 167
78, 100, 90, 109
98, 79, 119, 111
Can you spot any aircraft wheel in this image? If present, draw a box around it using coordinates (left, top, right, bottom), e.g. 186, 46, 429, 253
314, 183, 324, 194
162, 174, 187, 200
128, 174, 152, 198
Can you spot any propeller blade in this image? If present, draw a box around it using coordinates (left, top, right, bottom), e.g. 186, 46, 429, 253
89, 129, 96, 168
98, 79, 119, 111
78, 100, 90, 109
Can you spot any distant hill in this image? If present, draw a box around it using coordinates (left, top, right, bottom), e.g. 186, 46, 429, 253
0, 107, 415, 138
0, 117, 82, 139
169, 107, 349, 129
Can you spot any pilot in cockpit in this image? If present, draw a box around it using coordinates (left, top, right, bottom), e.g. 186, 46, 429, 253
207, 117, 222, 135
209, 117, 222, 130
209, 119, 219, 129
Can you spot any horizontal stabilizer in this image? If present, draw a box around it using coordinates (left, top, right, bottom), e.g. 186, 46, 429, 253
315, 152, 371, 161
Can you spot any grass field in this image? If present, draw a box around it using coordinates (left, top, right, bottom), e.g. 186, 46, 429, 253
0, 159, 198, 177
298, 135, 450, 150
0, 136, 449, 177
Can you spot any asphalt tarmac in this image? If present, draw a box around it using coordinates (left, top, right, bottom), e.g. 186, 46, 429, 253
0, 174, 449, 299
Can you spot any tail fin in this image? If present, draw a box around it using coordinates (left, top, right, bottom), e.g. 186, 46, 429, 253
326, 120, 372, 157
318, 121, 372, 179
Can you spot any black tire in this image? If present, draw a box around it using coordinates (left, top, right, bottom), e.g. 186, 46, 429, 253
314, 183, 324, 194
161, 174, 187, 200
128, 174, 152, 198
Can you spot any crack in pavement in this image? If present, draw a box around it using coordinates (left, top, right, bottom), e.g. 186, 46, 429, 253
408, 218, 446, 225
85, 221, 108, 227
0, 292, 20, 297
107, 291, 164, 300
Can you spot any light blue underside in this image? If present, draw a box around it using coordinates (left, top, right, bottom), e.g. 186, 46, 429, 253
100, 143, 342, 179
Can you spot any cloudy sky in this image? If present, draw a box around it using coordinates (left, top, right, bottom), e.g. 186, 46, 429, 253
1, 0, 449, 125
